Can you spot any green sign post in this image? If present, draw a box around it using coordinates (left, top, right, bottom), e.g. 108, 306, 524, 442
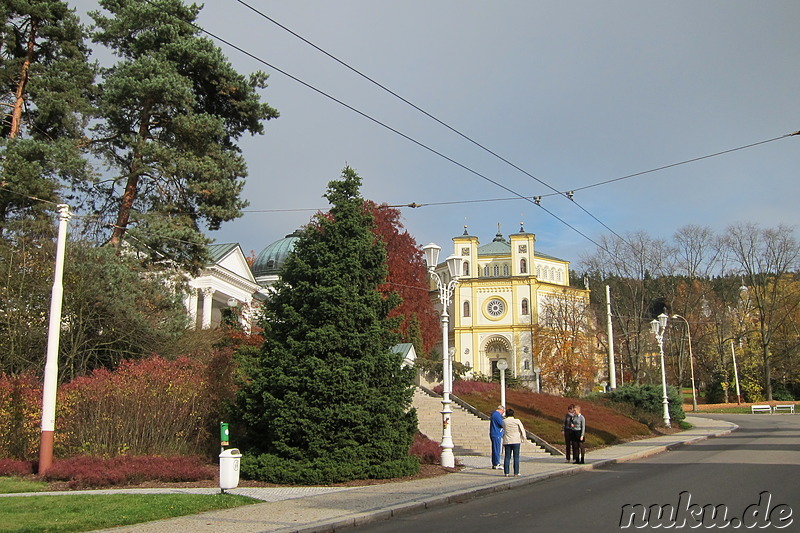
220, 422, 230, 447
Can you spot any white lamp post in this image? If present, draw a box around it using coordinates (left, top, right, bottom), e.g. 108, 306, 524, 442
423, 243, 462, 468
650, 312, 671, 428
672, 314, 698, 412
533, 365, 541, 393
497, 359, 508, 408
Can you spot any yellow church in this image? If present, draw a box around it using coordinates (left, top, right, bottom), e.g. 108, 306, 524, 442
429, 225, 591, 391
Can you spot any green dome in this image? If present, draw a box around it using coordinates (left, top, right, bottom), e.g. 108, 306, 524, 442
252, 229, 303, 278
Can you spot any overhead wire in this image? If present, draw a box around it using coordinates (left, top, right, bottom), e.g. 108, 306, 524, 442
229, 0, 619, 242
220, 2, 798, 250
164, 8, 610, 248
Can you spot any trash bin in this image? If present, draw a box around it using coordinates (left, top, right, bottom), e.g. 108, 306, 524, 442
219, 448, 242, 491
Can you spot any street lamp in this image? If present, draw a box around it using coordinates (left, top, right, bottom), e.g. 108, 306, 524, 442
497, 359, 508, 407
650, 312, 671, 428
423, 243, 462, 468
672, 314, 698, 412
533, 365, 541, 393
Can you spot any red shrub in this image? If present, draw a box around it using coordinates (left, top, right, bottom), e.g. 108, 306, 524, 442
0, 458, 34, 476
41, 455, 216, 489
409, 432, 441, 464
0, 372, 42, 460
57, 356, 215, 457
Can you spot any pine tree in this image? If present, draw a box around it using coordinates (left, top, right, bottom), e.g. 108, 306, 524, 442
88, 0, 278, 271
0, 0, 95, 236
237, 167, 419, 484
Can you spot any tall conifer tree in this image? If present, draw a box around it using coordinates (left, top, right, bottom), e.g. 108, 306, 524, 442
0, 0, 94, 236
89, 0, 278, 270
237, 167, 419, 484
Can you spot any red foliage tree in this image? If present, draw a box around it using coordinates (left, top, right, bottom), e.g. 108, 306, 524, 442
366, 202, 439, 355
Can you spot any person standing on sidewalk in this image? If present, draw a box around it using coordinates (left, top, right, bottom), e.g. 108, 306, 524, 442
562, 404, 575, 463
502, 408, 527, 477
570, 405, 586, 464
489, 405, 505, 469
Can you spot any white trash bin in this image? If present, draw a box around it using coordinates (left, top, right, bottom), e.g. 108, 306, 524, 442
219, 448, 242, 491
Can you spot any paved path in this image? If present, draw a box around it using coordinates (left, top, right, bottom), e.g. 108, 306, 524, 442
6, 416, 736, 533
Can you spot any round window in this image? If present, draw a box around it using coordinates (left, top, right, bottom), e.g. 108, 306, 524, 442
486, 298, 505, 317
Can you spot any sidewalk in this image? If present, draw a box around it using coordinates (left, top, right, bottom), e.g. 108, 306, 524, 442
7, 416, 736, 533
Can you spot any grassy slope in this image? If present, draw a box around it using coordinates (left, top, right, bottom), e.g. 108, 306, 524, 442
453, 381, 652, 449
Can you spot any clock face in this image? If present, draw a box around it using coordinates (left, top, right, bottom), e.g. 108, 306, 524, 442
486, 298, 505, 317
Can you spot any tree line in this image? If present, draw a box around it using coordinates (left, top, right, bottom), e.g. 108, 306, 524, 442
577, 223, 800, 402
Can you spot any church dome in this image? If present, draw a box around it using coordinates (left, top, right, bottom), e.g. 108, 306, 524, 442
252, 229, 303, 278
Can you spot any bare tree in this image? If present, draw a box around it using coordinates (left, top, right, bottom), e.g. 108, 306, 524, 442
721, 223, 800, 400
580, 232, 674, 384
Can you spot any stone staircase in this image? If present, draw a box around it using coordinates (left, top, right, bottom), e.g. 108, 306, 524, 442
412, 387, 548, 457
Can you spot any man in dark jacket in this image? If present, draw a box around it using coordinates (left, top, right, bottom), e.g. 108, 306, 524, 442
562, 404, 575, 463
489, 405, 505, 469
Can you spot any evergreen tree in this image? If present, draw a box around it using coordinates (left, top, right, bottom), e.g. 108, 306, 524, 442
88, 0, 278, 271
0, 0, 95, 236
237, 167, 419, 484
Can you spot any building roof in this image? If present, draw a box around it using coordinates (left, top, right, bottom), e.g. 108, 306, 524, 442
477, 232, 511, 256
252, 229, 303, 278
207, 243, 240, 263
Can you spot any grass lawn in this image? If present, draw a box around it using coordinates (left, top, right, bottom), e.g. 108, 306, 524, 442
0, 477, 46, 494
0, 477, 258, 533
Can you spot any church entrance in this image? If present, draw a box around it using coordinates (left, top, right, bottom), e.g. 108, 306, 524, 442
485, 337, 512, 377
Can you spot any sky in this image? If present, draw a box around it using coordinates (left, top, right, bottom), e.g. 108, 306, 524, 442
67, 1, 800, 268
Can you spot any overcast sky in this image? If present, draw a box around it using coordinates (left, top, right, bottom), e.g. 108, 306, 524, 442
68, 1, 800, 267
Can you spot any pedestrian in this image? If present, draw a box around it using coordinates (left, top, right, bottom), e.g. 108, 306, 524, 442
489, 405, 505, 469
502, 408, 527, 477
562, 404, 575, 463
571, 404, 586, 464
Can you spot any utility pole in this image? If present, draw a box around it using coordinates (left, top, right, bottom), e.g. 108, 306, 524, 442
39, 204, 70, 474
606, 285, 617, 389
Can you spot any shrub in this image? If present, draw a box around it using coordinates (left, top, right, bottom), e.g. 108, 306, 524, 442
57, 356, 215, 457
0, 458, 34, 476
605, 384, 685, 426
39, 455, 216, 489
0, 372, 42, 460
241, 452, 420, 485
409, 432, 441, 464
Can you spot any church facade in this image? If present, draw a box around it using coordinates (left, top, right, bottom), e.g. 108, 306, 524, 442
430, 226, 591, 390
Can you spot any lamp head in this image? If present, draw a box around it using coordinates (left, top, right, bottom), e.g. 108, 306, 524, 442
650, 318, 660, 335
445, 254, 462, 279
422, 243, 441, 270
658, 312, 669, 330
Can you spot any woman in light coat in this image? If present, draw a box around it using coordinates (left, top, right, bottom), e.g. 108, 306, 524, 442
502, 408, 527, 476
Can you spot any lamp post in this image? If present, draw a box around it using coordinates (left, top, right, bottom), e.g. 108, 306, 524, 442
423, 243, 462, 468
497, 359, 508, 407
672, 314, 698, 412
533, 365, 541, 393
650, 312, 671, 428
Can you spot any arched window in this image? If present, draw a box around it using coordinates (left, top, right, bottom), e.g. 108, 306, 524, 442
483, 265, 490, 277
521, 298, 529, 315
463, 301, 470, 317
520, 258, 527, 274
536, 265, 541, 277
503, 264, 510, 276
557, 270, 562, 282
463, 261, 470, 277
493, 264, 500, 276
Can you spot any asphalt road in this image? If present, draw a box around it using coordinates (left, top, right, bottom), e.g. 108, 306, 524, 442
354, 414, 800, 532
